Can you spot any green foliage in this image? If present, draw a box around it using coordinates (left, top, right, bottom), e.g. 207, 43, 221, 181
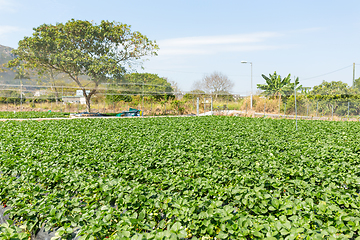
305, 81, 360, 116
7, 19, 159, 111
170, 100, 185, 114
14, 68, 30, 80
0, 221, 29, 240
309, 81, 359, 100
1, 117, 360, 239
214, 91, 234, 101
183, 89, 207, 101
105, 73, 173, 103
258, 72, 300, 99
105, 89, 133, 103
258, 72, 290, 98
353, 77, 360, 92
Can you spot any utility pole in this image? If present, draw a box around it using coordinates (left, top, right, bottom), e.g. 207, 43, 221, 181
294, 77, 298, 131
20, 80, 23, 111
353, 63, 356, 87
251, 62, 253, 109
241, 61, 253, 109
142, 78, 145, 111
196, 97, 199, 116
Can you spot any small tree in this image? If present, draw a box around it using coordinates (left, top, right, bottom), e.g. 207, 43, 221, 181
8, 19, 159, 112
193, 72, 234, 98
258, 72, 302, 108
257, 72, 292, 99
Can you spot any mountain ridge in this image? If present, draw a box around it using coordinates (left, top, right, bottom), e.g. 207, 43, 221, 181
0, 44, 16, 82
0, 44, 15, 65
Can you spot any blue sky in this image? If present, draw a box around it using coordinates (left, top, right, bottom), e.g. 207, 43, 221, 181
1, 0, 360, 95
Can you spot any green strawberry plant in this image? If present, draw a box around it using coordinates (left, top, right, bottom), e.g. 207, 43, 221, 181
1, 116, 360, 239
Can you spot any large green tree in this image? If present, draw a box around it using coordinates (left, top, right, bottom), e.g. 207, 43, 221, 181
308, 80, 360, 115
7, 19, 159, 112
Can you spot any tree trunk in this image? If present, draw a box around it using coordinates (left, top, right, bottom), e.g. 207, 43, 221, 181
83, 87, 97, 113
49, 70, 59, 105
54, 87, 59, 105
85, 95, 91, 112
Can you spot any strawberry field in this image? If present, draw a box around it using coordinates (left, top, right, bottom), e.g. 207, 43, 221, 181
1, 116, 360, 239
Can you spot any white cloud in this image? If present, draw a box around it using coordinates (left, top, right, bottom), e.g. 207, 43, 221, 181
0, 0, 18, 12
160, 32, 281, 46
0, 26, 20, 36
157, 32, 286, 56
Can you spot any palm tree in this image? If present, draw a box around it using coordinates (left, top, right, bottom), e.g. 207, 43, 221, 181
257, 72, 291, 98
257, 72, 300, 113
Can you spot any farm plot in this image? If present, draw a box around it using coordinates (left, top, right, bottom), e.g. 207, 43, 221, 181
1, 116, 360, 239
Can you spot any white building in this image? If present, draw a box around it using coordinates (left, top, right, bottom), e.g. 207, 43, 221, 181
62, 90, 89, 104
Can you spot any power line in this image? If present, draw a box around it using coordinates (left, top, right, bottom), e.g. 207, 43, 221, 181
302, 65, 353, 81
145, 68, 254, 77
0, 82, 171, 89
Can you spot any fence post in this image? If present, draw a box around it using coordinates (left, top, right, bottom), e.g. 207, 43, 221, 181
348, 101, 350, 120
196, 97, 199, 116
264, 102, 266, 117
294, 78, 297, 130
164, 103, 166, 115
227, 97, 229, 114
20, 81, 23, 111
331, 104, 334, 121
284, 103, 287, 117
279, 98, 281, 117
211, 97, 213, 115
306, 104, 309, 116
203, 97, 206, 113
142, 95, 144, 111
316, 101, 318, 117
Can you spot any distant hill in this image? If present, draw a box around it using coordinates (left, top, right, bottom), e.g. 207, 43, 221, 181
0, 44, 15, 65
0, 44, 16, 82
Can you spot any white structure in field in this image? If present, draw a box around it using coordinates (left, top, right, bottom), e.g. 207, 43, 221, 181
76, 90, 90, 96
62, 90, 90, 104
34, 90, 48, 97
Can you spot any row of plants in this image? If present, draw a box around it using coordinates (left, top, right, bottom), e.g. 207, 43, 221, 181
1, 117, 360, 239
0, 111, 69, 119
0, 96, 61, 104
